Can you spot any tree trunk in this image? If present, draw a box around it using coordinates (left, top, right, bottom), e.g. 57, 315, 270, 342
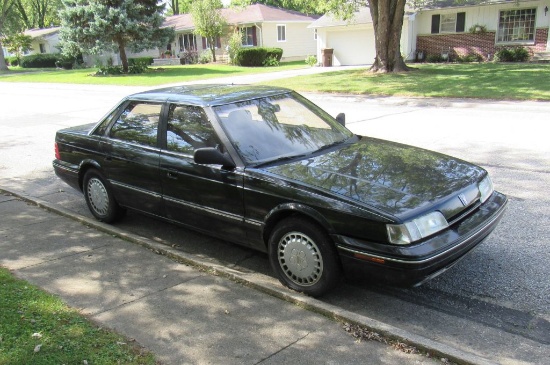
368, 0, 410, 73
209, 37, 216, 62
117, 38, 129, 73
0, 39, 8, 71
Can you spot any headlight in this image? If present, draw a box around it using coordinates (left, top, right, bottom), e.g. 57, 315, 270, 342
387, 211, 449, 245
478, 175, 494, 203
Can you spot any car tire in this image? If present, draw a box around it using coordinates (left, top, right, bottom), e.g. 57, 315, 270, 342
269, 216, 341, 297
83, 169, 125, 223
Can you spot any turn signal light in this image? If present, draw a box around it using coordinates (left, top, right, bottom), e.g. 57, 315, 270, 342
354, 253, 385, 264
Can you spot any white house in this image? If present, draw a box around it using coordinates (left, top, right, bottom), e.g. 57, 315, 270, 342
163, 4, 319, 62
23, 27, 61, 55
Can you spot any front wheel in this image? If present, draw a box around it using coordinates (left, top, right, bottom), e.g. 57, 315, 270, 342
268, 217, 341, 297
83, 169, 125, 223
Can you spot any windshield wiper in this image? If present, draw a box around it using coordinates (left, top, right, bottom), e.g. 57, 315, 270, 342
313, 138, 349, 154
253, 154, 309, 168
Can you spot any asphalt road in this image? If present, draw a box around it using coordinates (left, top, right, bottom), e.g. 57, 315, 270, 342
0, 81, 548, 364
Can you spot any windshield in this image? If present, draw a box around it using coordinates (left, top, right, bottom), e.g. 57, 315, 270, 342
214, 92, 353, 165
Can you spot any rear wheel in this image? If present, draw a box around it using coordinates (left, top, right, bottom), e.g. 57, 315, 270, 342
269, 217, 341, 297
83, 169, 125, 223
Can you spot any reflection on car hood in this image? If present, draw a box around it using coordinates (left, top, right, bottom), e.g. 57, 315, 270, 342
264, 136, 485, 217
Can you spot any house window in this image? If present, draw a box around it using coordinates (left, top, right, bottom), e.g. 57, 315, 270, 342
277, 25, 286, 42
497, 8, 536, 43
431, 12, 465, 34
179, 33, 196, 51
202, 36, 221, 50
39, 43, 46, 53
241, 26, 256, 46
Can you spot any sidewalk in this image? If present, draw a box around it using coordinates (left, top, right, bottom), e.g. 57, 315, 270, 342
0, 190, 497, 365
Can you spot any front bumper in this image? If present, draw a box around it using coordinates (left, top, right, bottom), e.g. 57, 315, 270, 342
333, 191, 508, 286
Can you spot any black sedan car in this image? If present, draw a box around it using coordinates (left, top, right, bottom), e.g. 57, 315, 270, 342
53, 85, 507, 296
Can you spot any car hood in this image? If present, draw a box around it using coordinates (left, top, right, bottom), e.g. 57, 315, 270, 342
263, 136, 485, 219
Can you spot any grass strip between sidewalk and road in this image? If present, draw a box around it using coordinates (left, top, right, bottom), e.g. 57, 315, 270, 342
0, 267, 156, 365
263, 63, 550, 101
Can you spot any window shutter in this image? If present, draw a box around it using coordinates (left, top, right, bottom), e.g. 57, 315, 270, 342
456, 12, 466, 32
431, 14, 440, 34
202, 37, 206, 50
216, 36, 221, 49
252, 27, 257, 46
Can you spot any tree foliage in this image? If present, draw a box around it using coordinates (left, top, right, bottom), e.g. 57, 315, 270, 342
14, 0, 63, 29
3, 32, 32, 61
190, 0, 224, 62
59, 0, 175, 73
0, 0, 18, 70
167, 0, 193, 15
229, 0, 324, 15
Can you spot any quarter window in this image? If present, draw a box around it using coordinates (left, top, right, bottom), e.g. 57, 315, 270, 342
166, 105, 219, 155
110, 102, 161, 147
497, 8, 536, 43
277, 25, 286, 42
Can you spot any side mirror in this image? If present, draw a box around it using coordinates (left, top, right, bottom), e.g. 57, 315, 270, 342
194, 147, 236, 169
336, 113, 345, 127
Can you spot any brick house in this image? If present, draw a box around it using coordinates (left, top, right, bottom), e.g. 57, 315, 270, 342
311, 0, 550, 66
414, 0, 550, 61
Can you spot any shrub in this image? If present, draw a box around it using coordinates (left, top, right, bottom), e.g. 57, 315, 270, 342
128, 57, 154, 66
5, 56, 19, 66
227, 32, 242, 65
265, 47, 283, 61
494, 47, 530, 62
19, 53, 59, 68
263, 56, 279, 67
180, 49, 198, 65
236, 47, 283, 67
456, 53, 483, 63
128, 60, 149, 74
198, 50, 212, 64
305, 55, 317, 67
95, 65, 123, 76
426, 54, 444, 63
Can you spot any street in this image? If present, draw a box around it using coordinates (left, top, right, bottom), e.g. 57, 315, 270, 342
0, 81, 548, 364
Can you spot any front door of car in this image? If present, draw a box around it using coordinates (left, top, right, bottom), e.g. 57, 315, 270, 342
158, 104, 247, 244
100, 101, 162, 215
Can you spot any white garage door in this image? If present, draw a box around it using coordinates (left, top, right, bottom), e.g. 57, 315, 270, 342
327, 28, 375, 66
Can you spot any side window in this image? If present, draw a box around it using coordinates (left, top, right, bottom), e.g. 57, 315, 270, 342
166, 105, 219, 155
110, 102, 161, 147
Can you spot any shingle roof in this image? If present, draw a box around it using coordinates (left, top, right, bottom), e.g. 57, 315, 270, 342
23, 27, 60, 39
164, 4, 319, 31
308, 7, 372, 29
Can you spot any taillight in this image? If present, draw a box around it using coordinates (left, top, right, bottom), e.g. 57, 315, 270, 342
54, 142, 61, 160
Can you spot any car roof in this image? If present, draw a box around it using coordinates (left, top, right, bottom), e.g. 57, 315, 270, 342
127, 84, 292, 107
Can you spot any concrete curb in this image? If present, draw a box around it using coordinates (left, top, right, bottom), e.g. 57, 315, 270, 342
2, 187, 498, 365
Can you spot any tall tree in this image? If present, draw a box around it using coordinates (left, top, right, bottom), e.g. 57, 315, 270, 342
59, 0, 175, 73
14, 0, 62, 29
166, 0, 193, 15
190, 0, 224, 62
0, 0, 18, 71
230, 0, 324, 15
322, 0, 409, 73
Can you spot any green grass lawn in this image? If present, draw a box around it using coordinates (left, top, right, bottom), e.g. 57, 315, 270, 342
263, 63, 550, 101
0, 61, 307, 86
2, 62, 548, 100
0, 267, 156, 364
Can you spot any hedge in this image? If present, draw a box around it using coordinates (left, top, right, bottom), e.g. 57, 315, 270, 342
5, 56, 19, 66
20, 53, 59, 68
128, 57, 154, 66
236, 47, 283, 66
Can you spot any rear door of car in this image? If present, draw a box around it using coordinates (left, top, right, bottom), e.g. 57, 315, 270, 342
100, 100, 163, 215
158, 103, 247, 244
